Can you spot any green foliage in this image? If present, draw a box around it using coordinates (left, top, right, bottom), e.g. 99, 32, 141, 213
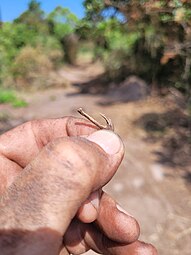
47, 7, 79, 40
104, 21, 140, 52
14, 0, 48, 34
0, 22, 37, 61
47, 7, 79, 65
81, 0, 191, 97
0, 89, 27, 107
2, 0, 191, 100
0, 21, 64, 87
0, 0, 80, 88
83, 0, 104, 22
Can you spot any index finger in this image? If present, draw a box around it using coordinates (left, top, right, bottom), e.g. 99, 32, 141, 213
0, 117, 98, 168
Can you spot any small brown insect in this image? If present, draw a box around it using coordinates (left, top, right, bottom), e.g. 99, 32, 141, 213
77, 108, 114, 131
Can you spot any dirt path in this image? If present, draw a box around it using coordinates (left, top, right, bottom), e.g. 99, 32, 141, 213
1, 63, 191, 255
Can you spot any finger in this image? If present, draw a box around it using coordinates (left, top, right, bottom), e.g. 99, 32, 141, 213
96, 192, 140, 244
77, 190, 101, 223
77, 130, 127, 224
1, 130, 124, 235
64, 219, 157, 255
77, 192, 140, 243
0, 117, 98, 193
0, 117, 98, 168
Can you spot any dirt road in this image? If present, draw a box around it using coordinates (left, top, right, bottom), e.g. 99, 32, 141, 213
1, 63, 191, 255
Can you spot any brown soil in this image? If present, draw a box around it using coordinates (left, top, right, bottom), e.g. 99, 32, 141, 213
1, 62, 191, 255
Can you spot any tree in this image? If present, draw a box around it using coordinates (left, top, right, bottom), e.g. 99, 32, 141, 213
47, 7, 79, 64
14, 0, 48, 34
47, 6, 79, 40
82, 0, 191, 96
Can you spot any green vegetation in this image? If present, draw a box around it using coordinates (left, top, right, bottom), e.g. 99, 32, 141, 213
80, 0, 191, 100
1, 0, 191, 108
0, 89, 27, 107
0, 0, 79, 92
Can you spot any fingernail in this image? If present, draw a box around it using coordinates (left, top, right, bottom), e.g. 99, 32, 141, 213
116, 204, 134, 217
87, 130, 122, 155
89, 191, 100, 210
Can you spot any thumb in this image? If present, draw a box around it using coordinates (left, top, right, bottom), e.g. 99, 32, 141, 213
1, 130, 124, 235
77, 130, 125, 223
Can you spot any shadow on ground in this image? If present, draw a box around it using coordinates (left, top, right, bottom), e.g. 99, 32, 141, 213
68, 74, 149, 106
183, 172, 191, 185
67, 73, 109, 95
134, 108, 191, 175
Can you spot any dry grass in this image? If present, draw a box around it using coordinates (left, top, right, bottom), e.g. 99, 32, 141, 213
12, 46, 67, 90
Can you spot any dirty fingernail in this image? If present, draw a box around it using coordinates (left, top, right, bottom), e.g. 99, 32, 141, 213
87, 130, 122, 155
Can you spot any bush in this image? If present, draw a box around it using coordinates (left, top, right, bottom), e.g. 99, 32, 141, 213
12, 45, 67, 89
0, 22, 41, 87
13, 46, 52, 83
12, 46, 53, 89
32, 35, 64, 67
0, 21, 64, 89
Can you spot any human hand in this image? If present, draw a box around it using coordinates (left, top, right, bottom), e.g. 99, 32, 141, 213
0, 117, 157, 255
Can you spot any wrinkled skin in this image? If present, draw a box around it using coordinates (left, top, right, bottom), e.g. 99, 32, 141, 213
0, 117, 158, 255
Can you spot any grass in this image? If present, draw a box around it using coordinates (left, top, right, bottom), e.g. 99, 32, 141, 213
0, 89, 28, 108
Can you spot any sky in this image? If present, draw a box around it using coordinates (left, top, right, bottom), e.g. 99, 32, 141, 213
0, 0, 85, 21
